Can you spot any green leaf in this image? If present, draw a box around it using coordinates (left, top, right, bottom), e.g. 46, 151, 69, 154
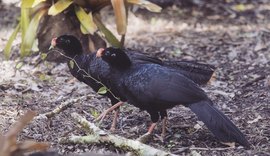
4, 23, 20, 59
21, 0, 35, 8
21, 9, 46, 57
93, 14, 121, 47
41, 53, 47, 60
32, 0, 46, 8
69, 60, 74, 69
97, 86, 107, 94
89, 108, 99, 118
20, 8, 30, 56
80, 24, 89, 34
232, 4, 245, 12
127, 0, 162, 12
48, 0, 73, 16
16, 62, 24, 69
75, 6, 97, 34
39, 73, 47, 81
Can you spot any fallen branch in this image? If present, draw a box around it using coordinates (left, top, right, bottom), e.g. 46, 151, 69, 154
189, 146, 236, 151
35, 96, 88, 120
60, 113, 176, 156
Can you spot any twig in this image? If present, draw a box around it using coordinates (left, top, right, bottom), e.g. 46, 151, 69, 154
189, 146, 236, 151
59, 113, 176, 156
242, 75, 266, 88
35, 96, 88, 120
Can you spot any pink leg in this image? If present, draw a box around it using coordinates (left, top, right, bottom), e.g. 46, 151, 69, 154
161, 117, 167, 139
110, 108, 120, 131
95, 101, 124, 122
137, 123, 157, 143
148, 122, 157, 134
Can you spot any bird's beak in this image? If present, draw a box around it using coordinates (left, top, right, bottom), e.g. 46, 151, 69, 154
96, 48, 105, 58
48, 45, 54, 50
49, 37, 57, 50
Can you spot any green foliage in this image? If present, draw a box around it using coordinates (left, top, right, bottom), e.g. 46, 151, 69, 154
97, 86, 107, 94
48, 0, 73, 16
4, 23, 20, 59
93, 14, 121, 48
69, 60, 75, 69
41, 53, 47, 60
89, 108, 100, 118
15, 62, 24, 69
22, 9, 47, 57
5, 0, 162, 59
75, 6, 97, 34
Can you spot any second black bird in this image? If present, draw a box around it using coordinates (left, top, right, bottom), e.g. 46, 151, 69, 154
96, 48, 250, 148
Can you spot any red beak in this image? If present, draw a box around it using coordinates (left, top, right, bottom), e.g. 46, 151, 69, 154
96, 48, 105, 58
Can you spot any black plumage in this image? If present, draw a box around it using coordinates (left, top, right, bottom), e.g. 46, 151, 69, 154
49, 35, 216, 130
97, 48, 250, 147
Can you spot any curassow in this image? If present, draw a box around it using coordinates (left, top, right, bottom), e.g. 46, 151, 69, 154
96, 47, 250, 147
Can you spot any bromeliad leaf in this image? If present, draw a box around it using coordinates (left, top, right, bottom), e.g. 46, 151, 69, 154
80, 24, 88, 34
48, 0, 73, 16
69, 60, 75, 69
127, 0, 162, 12
111, 0, 127, 35
98, 86, 107, 94
75, 6, 97, 34
32, 0, 46, 8
21, 0, 35, 8
93, 14, 121, 47
21, 9, 46, 57
20, 8, 30, 56
4, 23, 20, 59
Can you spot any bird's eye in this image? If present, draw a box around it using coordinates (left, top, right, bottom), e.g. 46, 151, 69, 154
65, 39, 70, 44
111, 53, 116, 57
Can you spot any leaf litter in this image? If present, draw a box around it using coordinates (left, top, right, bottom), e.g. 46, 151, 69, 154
1, 1, 270, 155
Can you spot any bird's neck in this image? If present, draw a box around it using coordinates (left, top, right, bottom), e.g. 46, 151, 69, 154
110, 58, 132, 70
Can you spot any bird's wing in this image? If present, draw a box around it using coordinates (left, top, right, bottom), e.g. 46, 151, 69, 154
163, 60, 216, 85
126, 50, 163, 65
123, 65, 208, 107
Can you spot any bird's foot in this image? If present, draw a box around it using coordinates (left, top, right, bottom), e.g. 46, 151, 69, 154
95, 111, 106, 125
137, 132, 153, 143
109, 126, 116, 132
154, 134, 165, 142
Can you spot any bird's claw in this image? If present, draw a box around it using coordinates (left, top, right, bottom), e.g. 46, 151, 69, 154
137, 132, 153, 143
154, 134, 165, 143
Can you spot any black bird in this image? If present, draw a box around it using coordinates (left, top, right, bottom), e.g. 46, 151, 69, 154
96, 48, 250, 147
49, 35, 215, 131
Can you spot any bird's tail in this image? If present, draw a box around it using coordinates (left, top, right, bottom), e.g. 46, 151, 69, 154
188, 100, 250, 148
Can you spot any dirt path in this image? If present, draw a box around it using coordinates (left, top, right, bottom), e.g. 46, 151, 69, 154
0, 1, 269, 155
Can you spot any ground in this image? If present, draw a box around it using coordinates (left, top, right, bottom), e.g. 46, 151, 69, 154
0, 1, 270, 156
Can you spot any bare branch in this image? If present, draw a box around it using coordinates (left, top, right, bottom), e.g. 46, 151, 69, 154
60, 113, 176, 156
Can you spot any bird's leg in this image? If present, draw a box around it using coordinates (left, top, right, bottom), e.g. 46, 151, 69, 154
160, 110, 168, 140
95, 101, 124, 123
148, 122, 157, 134
137, 123, 157, 143
109, 108, 120, 131
137, 111, 159, 143
161, 116, 167, 139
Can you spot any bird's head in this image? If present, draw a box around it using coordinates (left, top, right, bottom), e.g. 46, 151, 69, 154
50, 35, 83, 57
96, 47, 131, 68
